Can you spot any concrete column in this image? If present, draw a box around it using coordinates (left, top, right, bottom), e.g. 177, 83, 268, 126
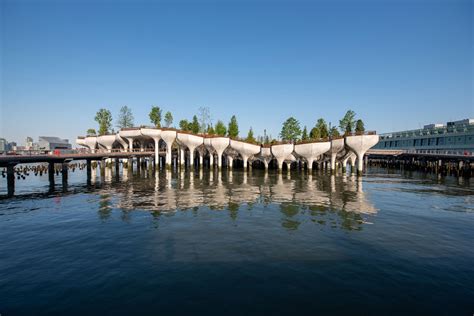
166, 144, 172, 169
263, 160, 269, 170
209, 153, 214, 168
48, 163, 55, 186
180, 148, 185, 168
154, 139, 160, 166
307, 158, 314, 171
228, 156, 233, 169
330, 153, 337, 171
357, 153, 364, 174
115, 158, 120, 174
189, 149, 194, 168
242, 155, 248, 170
7, 165, 15, 197
217, 153, 223, 169
285, 161, 291, 172
277, 159, 284, 172
86, 160, 92, 183
61, 163, 68, 188
127, 138, 134, 152
350, 156, 356, 173
199, 154, 203, 168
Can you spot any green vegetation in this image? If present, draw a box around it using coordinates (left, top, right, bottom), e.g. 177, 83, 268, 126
355, 119, 365, 133
246, 127, 256, 143
95, 108, 113, 135
116, 106, 134, 129
301, 126, 308, 141
190, 115, 200, 134
228, 115, 239, 138
215, 120, 227, 136
280, 117, 301, 142
149, 106, 162, 128
179, 119, 189, 131
207, 124, 215, 135
339, 110, 356, 134
330, 126, 340, 137
86, 128, 96, 136
164, 111, 173, 128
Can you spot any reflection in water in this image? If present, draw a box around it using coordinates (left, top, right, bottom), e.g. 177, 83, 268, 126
94, 169, 377, 231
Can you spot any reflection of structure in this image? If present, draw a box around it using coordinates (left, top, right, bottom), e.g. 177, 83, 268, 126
103, 170, 378, 231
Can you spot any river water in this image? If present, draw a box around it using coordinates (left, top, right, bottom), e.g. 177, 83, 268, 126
1, 166, 473, 315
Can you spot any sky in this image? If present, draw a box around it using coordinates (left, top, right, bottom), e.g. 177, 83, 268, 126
1, 0, 472, 146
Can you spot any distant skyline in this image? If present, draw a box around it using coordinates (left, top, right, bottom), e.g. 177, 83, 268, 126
2, 0, 473, 145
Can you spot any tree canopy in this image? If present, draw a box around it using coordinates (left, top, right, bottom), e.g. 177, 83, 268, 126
164, 111, 173, 128
179, 119, 189, 131
215, 120, 227, 136
246, 127, 256, 143
116, 106, 134, 129
207, 124, 215, 135
149, 106, 162, 128
279, 117, 301, 142
355, 119, 365, 133
190, 115, 200, 134
339, 110, 356, 134
86, 128, 96, 136
301, 126, 308, 141
228, 115, 239, 138
95, 108, 112, 135
330, 126, 340, 137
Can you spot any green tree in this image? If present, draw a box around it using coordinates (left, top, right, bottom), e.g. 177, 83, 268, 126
95, 108, 112, 135
310, 127, 320, 140
279, 117, 301, 142
190, 115, 200, 134
246, 127, 256, 143
116, 105, 134, 129
86, 128, 96, 136
215, 120, 227, 136
301, 126, 308, 141
207, 124, 215, 135
355, 119, 365, 133
312, 118, 329, 139
339, 110, 356, 134
179, 119, 189, 131
164, 111, 173, 127
228, 115, 239, 138
330, 126, 340, 137
149, 106, 162, 128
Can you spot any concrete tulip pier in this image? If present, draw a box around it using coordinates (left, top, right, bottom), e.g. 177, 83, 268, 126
115, 135, 129, 152
203, 138, 216, 168
76, 137, 88, 149
345, 134, 380, 173
229, 140, 261, 169
141, 128, 161, 166
119, 128, 142, 152
329, 138, 345, 171
260, 147, 273, 170
341, 151, 356, 172
285, 154, 297, 172
177, 132, 203, 168
210, 137, 230, 169
294, 141, 331, 170
271, 143, 294, 171
161, 130, 177, 169
97, 134, 117, 153
84, 136, 98, 153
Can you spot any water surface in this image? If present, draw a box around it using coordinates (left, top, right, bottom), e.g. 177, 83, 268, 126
1, 167, 473, 315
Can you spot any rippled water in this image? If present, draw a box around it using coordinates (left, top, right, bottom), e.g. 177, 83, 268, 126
1, 166, 473, 315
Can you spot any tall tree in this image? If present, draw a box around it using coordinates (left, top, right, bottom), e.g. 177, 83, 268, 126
207, 124, 215, 135
116, 106, 134, 129
301, 126, 308, 141
355, 119, 365, 133
179, 119, 189, 131
279, 117, 301, 142
190, 115, 200, 134
164, 111, 173, 127
330, 126, 340, 137
228, 115, 239, 138
198, 106, 211, 133
310, 127, 320, 140
246, 127, 256, 143
313, 118, 329, 139
95, 108, 112, 135
215, 120, 227, 136
149, 106, 162, 128
339, 110, 356, 134
86, 128, 96, 136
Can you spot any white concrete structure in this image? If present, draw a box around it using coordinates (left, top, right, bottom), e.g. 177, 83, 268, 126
229, 140, 261, 169
260, 147, 273, 170
210, 137, 230, 169
161, 130, 177, 168
141, 128, 161, 165
119, 129, 142, 152
97, 134, 117, 152
345, 134, 380, 173
84, 136, 98, 153
294, 141, 331, 170
271, 143, 294, 171
177, 132, 203, 167
329, 138, 345, 171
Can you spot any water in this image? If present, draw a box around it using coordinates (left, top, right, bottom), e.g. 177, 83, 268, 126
1, 166, 473, 315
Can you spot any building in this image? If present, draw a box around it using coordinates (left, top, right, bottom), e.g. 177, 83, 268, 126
38, 136, 72, 152
373, 118, 474, 155
0, 138, 7, 153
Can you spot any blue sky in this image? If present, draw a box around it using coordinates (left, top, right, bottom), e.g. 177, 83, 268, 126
1, 0, 472, 145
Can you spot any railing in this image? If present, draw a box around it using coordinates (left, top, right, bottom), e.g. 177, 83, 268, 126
405, 149, 473, 157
